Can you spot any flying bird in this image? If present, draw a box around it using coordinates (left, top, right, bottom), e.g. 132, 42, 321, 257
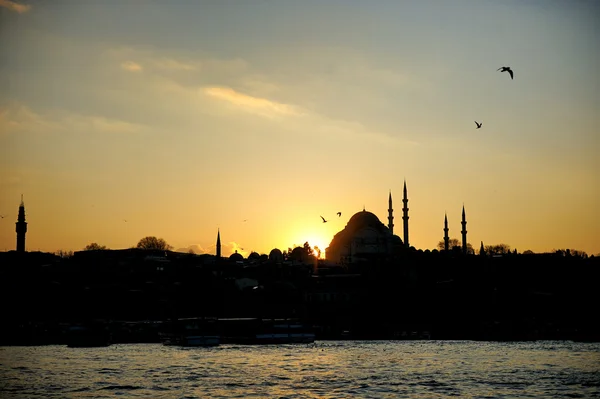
475, 121, 482, 129
337, 212, 342, 217
497, 66, 513, 80
320, 216, 328, 223
0, 215, 5, 219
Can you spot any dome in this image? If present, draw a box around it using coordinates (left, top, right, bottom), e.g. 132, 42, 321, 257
346, 210, 386, 231
269, 248, 283, 263
326, 209, 403, 263
229, 251, 243, 261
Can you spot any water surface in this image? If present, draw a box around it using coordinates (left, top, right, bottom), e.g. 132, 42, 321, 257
1, 341, 598, 398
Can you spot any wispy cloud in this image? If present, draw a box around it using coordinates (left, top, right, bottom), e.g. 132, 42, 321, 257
227, 241, 248, 257
0, 0, 31, 13
175, 244, 208, 254
120, 61, 143, 72
152, 58, 196, 71
0, 103, 144, 136
203, 87, 302, 118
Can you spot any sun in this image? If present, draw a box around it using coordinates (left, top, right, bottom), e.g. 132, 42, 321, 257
307, 237, 328, 259
281, 219, 336, 260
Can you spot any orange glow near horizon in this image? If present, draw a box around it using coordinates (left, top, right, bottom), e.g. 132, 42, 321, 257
0, 2, 598, 257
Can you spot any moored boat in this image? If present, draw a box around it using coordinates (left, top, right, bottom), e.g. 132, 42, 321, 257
65, 321, 112, 348
219, 317, 315, 345
158, 317, 220, 347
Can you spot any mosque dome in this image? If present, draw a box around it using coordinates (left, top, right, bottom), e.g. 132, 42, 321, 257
229, 251, 243, 261
269, 248, 283, 263
326, 209, 402, 263
346, 210, 386, 231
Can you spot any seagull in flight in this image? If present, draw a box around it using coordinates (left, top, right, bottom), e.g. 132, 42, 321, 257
0, 215, 5, 219
337, 212, 342, 217
320, 216, 328, 223
497, 66, 513, 80
475, 121, 482, 129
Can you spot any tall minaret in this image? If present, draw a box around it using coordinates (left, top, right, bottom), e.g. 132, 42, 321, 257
402, 180, 409, 248
15, 194, 27, 253
443, 212, 449, 251
461, 205, 468, 254
216, 229, 221, 258
387, 190, 394, 235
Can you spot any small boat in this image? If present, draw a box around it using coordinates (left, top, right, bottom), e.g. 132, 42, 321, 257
158, 317, 220, 347
65, 321, 112, 348
219, 318, 315, 345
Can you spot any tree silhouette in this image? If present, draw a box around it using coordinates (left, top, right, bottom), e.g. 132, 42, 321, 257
437, 238, 473, 253
55, 250, 74, 258
485, 244, 511, 255
83, 242, 107, 251
136, 236, 173, 250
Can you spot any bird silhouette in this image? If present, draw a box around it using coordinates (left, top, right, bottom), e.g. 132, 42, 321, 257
320, 216, 328, 223
497, 66, 513, 79
0, 215, 5, 219
475, 121, 482, 129
337, 212, 342, 217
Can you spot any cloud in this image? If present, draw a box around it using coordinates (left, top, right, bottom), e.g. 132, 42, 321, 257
152, 58, 197, 71
0, 0, 31, 13
174, 242, 248, 257
0, 103, 144, 136
108, 47, 247, 76
226, 241, 248, 257
121, 61, 143, 72
175, 244, 208, 254
203, 86, 303, 118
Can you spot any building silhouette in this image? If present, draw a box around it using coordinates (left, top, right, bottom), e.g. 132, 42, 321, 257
15, 195, 27, 253
216, 229, 221, 258
387, 191, 394, 235
461, 205, 468, 254
326, 183, 412, 263
444, 213, 449, 251
402, 180, 409, 248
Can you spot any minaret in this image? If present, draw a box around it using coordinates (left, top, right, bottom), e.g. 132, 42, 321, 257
216, 229, 221, 258
443, 213, 449, 251
479, 241, 485, 256
402, 180, 409, 248
15, 194, 27, 253
461, 205, 468, 254
387, 190, 394, 235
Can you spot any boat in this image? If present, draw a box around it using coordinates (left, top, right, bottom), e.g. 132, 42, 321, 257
219, 317, 315, 345
65, 321, 112, 348
158, 317, 220, 347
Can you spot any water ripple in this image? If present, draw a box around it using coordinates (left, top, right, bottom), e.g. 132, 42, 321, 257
0, 342, 599, 398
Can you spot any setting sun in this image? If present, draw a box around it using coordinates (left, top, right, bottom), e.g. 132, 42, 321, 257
280, 222, 336, 259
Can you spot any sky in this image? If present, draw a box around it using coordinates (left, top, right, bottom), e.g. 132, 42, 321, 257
1, 0, 599, 257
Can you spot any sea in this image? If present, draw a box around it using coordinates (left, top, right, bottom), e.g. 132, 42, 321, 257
1, 341, 599, 398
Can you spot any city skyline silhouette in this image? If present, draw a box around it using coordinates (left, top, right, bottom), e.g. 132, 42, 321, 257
0, 1, 598, 257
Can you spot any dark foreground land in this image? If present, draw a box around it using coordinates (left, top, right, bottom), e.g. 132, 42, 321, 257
1, 249, 598, 345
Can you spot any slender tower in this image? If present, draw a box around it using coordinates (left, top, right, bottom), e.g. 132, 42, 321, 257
402, 180, 409, 248
479, 241, 485, 256
216, 229, 221, 258
15, 194, 27, 253
461, 205, 468, 254
443, 213, 449, 251
387, 190, 394, 235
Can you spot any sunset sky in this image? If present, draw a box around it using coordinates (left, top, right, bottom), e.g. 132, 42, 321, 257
1, 0, 598, 257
